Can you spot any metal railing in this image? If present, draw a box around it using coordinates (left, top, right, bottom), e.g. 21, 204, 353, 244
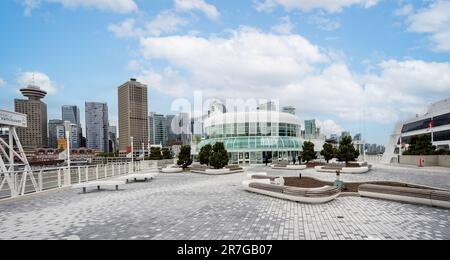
0, 161, 150, 200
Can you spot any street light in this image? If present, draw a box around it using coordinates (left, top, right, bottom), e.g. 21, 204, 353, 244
130, 136, 134, 173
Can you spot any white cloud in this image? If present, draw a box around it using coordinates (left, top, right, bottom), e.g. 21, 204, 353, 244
403, 1, 450, 52
272, 16, 295, 34
113, 25, 450, 124
316, 120, 344, 137
0, 78, 5, 87
254, 0, 380, 13
174, 0, 220, 20
109, 11, 189, 38
16, 72, 58, 95
394, 4, 413, 17
308, 12, 341, 31
22, 0, 138, 15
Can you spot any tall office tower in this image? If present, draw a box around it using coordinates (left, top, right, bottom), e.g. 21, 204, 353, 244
108, 126, 118, 153
15, 85, 48, 148
304, 120, 317, 139
257, 101, 277, 112
166, 115, 179, 145
85, 102, 109, 152
282, 106, 296, 115
62, 105, 80, 125
62, 105, 82, 148
48, 119, 63, 148
149, 113, 168, 146
63, 121, 80, 149
118, 78, 148, 152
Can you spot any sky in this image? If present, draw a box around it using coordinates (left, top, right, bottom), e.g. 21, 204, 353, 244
1, 0, 450, 145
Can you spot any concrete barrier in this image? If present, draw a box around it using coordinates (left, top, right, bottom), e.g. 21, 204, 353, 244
400, 155, 450, 167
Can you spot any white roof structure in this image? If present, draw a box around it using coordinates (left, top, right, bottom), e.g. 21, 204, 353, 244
204, 111, 301, 127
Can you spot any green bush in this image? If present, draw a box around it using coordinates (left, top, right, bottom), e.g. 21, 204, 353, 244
198, 144, 212, 165
162, 148, 173, 159
320, 143, 336, 163
300, 141, 317, 163
336, 136, 360, 164
209, 142, 229, 169
149, 147, 162, 160
177, 145, 193, 169
403, 135, 436, 155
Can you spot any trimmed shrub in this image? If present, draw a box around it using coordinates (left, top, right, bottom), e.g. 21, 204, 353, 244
209, 142, 229, 169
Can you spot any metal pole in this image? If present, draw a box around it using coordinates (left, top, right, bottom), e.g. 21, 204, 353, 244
131, 136, 134, 173
65, 130, 71, 186
142, 142, 145, 161
66, 131, 71, 171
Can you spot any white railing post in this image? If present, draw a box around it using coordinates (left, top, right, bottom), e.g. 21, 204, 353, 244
85, 166, 89, 182
63, 167, 71, 187
96, 165, 99, 180
78, 167, 81, 184
104, 165, 107, 179
38, 170, 43, 192
57, 168, 62, 188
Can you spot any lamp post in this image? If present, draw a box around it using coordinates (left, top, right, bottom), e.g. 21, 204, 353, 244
130, 136, 134, 173
65, 130, 71, 186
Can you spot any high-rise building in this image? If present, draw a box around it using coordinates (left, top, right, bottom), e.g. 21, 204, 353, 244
304, 120, 317, 139
257, 101, 277, 112
62, 105, 80, 126
62, 105, 82, 148
85, 102, 109, 152
108, 126, 118, 153
48, 119, 63, 148
15, 85, 48, 148
63, 121, 79, 149
282, 106, 296, 115
166, 115, 180, 145
118, 78, 148, 152
149, 113, 168, 146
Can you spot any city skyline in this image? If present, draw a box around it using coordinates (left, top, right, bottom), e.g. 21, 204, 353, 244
1, 0, 450, 145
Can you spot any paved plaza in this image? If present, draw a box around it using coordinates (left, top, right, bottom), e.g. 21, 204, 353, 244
0, 164, 449, 240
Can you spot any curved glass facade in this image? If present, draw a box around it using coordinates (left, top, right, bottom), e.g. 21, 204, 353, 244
205, 123, 300, 139
197, 113, 304, 164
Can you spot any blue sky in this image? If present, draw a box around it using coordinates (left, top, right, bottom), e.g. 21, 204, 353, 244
1, 0, 450, 145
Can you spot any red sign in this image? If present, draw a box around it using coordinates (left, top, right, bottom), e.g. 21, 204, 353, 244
126, 146, 132, 154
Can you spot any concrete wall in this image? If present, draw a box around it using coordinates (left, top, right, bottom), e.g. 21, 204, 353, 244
438, 156, 450, 167
400, 155, 450, 167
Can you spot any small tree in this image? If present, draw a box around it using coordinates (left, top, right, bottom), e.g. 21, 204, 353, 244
320, 143, 335, 163
403, 135, 436, 155
149, 147, 162, 160
336, 136, 360, 164
209, 142, 229, 169
198, 144, 212, 165
162, 148, 173, 159
177, 145, 193, 169
300, 141, 317, 163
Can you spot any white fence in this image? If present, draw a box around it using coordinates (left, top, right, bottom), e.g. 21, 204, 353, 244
0, 161, 151, 200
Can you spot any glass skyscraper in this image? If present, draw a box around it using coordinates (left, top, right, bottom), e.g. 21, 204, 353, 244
85, 102, 109, 152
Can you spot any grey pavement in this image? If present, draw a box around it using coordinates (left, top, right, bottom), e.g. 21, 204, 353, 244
0, 164, 449, 240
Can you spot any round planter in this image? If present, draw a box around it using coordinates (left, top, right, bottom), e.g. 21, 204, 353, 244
161, 167, 183, 173
205, 168, 231, 175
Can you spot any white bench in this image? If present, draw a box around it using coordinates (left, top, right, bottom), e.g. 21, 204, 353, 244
116, 172, 158, 183
73, 180, 126, 193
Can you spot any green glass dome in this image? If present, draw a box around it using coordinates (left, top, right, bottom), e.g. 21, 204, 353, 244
196, 136, 303, 153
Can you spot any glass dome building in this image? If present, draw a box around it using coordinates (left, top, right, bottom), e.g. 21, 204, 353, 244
195, 111, 304, 164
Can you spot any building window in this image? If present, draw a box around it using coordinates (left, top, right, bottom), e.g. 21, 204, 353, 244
402, 118, 432, 133
434, 130, 450, 142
